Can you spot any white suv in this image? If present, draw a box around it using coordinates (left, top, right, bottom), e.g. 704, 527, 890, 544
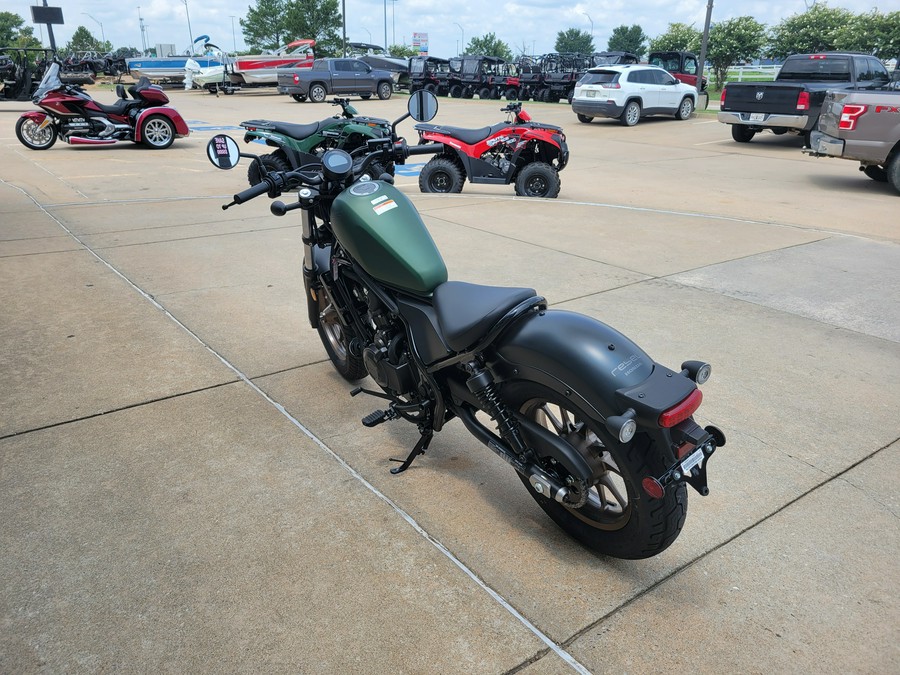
571, 64, 698, 126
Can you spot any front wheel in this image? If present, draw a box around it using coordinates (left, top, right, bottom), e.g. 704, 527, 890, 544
377, 81, 392, 100
675, 97, 694, 120
502, 381, 688, 559
449, 85, 463, 98
317, 293, 366, 381
141, 114, 175, 149
418, 157, 465, 193
16, 116, 58, 150
514, 162, 561, 198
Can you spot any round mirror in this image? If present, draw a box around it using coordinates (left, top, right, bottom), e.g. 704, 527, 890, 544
408, 90, 438, 123
206, 135, 240, 170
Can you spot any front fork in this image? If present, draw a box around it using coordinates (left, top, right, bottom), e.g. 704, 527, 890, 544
642, 419, 726, 499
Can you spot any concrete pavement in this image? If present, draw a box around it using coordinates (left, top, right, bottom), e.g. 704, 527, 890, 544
1, 87, 898, 673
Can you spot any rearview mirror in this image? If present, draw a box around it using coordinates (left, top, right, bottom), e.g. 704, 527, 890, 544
206, 135, 241, 169
408, 89, 438, 122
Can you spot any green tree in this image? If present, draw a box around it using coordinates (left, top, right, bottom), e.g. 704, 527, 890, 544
707, 17, 766, 88
241, 0, 289, 52
0, 11, 40, 47
65, 26, 101, 52
284, 0, 342, 56
649, 23, 701, 53
465, 32, 513, 60
607, 24, 648, 59
389, 44, 418, 58
767, 4, 854, 59
835, 10, 900, 59
554, 28, 593, 54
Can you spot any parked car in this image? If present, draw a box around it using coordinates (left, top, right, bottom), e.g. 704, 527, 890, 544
803, 88, 900, 194
718, 52, 891, 144
277, 58, 394, 102
571, 64, 698, 126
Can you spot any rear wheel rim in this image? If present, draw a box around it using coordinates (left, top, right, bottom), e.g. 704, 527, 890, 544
626, 104, 639, 125
319, 302, 348, 360
144, 118, 172, 146
522, 397, 630, 530
524, 174, 548, 196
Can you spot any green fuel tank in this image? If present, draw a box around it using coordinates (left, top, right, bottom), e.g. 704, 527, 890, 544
331, 181, 448, 295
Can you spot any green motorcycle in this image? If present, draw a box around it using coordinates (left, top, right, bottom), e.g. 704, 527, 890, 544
240, 98, 396, 186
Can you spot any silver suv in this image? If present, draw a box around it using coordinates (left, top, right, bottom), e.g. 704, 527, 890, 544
571, 64, 698, 126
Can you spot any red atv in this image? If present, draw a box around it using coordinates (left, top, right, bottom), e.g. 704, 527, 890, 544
414, 102, 569, 198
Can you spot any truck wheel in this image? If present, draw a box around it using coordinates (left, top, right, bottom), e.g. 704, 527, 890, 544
862, 165, 887, 182
377, 81, 392, 100
309, 84, 327, 103
360, 94, 372, 100
505, 87, 518, 100
478, 87, 491, 100
731, 125, 755, 143
620, 100, 641, 126
886, 154, 900, 195
449, 85, 462, 98
576, 113, 593, 124
291, 94, 307, 102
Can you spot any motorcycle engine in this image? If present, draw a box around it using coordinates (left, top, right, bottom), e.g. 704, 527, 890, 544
362, 329, 415, 396
481, 141, 514, 176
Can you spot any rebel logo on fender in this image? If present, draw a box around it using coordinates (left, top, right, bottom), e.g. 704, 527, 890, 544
874, 105, 900, 114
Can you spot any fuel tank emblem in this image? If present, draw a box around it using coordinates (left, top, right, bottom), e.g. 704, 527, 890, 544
349, 181, 379, 196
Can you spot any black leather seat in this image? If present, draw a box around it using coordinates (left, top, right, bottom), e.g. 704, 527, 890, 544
242, 119, 325, 139
93, 99, 133, 115
433, 281, 536, 352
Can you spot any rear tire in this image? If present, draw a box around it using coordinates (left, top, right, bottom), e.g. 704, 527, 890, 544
377, 81, 393, 100
478, 87, 491, 100
309, 83, 327, 103
247, 152, 290, 187
141, 114, 175, 149
418, 157, 464, 193
449, 85, 463, 98
15, 116, 57, 150
505, 87, 518, 101
863, 165, 887, 182
502, 380, 688, 559
514, 162, 560, 198
620, 100, 641, 126
576, 113, 593, 124
731, 125, 755, 143
291, 93, 307, 102
887, 154, 900, 195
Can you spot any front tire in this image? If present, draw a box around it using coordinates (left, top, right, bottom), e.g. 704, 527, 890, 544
377, 81, 392, 100
731, 125, 755, 143
620, 100, 641, 126
887, 154, 900, 195
502, 381, 688, 559
141, 114, 175, 149
514, 162, 560, 198
317, 293, 366, 381
418, 157, 464, 193
15, 116, 57, 150
449, 85, 463, 98
675, 97, 694, 120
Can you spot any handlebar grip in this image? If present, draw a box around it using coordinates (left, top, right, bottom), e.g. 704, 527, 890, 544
232, 180, 271, 205
407, 143, 444, 156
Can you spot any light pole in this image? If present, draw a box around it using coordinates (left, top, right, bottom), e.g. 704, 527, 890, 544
182, 0, 194, 53
391, 0, 397, 47
82, 13, 105, 48
383, 0, 387, 49
454, 22, 464, 56
137, 6, 146, 53
362, 27, 372, 43
229, 15, 237, 52
582, 12, 593, 39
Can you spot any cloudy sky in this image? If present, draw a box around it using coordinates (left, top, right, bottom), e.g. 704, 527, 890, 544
2, 0, 886, 58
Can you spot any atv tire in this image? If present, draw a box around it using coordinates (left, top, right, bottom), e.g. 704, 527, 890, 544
419, 157, 464, 194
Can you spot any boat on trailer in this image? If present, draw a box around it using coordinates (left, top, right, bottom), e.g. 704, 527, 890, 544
229, 39, 315, 86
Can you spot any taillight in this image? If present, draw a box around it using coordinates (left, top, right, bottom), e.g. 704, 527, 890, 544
293, 74, 299, 84
603, 83, 620, 89
720, 88, 727, 105
658, 389, 703, 428
796, 91, 810, 111
838, 104, 868, 130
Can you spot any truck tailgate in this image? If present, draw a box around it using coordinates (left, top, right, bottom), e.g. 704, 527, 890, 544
723, 83, 804, 114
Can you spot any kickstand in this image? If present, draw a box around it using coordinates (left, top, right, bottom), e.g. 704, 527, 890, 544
389, 431, 433, 474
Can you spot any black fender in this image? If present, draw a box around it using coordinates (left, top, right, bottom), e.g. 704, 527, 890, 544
489, 309, 695, 427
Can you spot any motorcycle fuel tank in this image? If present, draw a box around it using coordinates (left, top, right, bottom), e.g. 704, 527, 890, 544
331, 181, 447, 294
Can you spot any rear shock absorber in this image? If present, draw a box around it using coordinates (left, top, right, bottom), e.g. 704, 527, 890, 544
465, 362, 527, 455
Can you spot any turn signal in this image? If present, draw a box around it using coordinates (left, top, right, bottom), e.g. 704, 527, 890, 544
605, 409, 637, 443
681, 360, 712, 384
659, 389, 703, 428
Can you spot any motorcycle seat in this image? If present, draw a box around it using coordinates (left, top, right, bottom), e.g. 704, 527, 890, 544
415, 123, 501, 145
242, 119, 326, 140
92, 99, 135, 115
433, 281, 537, 352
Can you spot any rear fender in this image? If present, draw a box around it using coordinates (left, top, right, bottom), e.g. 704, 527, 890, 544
490, 309, 696, 428
134, 107, 190, 140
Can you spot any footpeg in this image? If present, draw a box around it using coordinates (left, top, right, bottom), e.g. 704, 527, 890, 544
362, 409, 397, 428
